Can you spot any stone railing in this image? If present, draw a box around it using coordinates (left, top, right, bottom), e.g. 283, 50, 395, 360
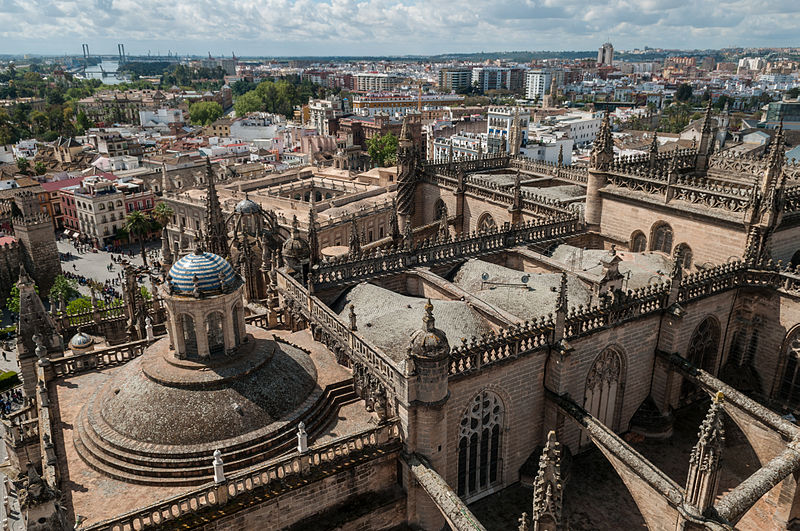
36, 364, 58, 487
611, 148, 697, 174
60, 302, 126, 327
312, 214, 581, 289
420, 155, 510, 176
276, 269, 406, 397
448, 317, 552, 376
608, 170, 668, 195
2, 405, 39, 445
81, 422, 402, 531
509, 155, 589, 184
50, 339, 151, 379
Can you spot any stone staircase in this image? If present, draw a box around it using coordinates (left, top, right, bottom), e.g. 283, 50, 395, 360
74, 380, 358, 486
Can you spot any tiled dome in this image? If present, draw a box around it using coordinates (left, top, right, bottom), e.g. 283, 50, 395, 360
69, 331, 93, 350
234, 198, 261, 214
168, 251, 236, 295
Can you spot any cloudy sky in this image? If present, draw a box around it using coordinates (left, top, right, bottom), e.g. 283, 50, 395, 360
1, 0, 799, 56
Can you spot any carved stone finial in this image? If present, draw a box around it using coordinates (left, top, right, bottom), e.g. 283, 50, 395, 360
685, 391, 725, 514
531, 430, 563, 530
423, 299, 435, 331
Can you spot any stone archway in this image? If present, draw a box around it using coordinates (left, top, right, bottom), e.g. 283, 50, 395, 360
181, 314, 197, 358
206, 312, 225, 356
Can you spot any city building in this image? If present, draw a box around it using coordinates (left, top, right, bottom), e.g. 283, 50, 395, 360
307, 94, 351, 135
597, 42, 614, 66
525, 69, 552, 100
438, 67, 473, 91
351, 92, 464, 117
762, 98, 800, 129
355, 72, 404, 92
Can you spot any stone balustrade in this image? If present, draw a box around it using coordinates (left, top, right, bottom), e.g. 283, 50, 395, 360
312, 214, 581, 289
276, 269, 406, 397
80, 422, 402, 531
50, 339, 151, 379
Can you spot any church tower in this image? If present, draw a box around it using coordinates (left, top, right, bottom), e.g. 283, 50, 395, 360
585, 112, 613, 229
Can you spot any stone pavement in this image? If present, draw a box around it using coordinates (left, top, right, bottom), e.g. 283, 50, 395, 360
56, 239, 162, 287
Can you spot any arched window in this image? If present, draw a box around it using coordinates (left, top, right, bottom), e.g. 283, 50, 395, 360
207, 312, 225, 355
681, 317, 720, 401
630, 231, 647, 252
477, 213, 497, 233
674, 243, 693, 269
434, 199, 447, 221
581, 348, 624, 446
778, 330, 800, 408
457, 390, 503, 499
650, 222, 673, 254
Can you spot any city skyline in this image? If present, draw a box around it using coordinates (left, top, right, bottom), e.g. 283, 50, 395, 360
1, 0, 799, 57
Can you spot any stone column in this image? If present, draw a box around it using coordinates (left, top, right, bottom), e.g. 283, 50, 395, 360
223, 309, 235, 353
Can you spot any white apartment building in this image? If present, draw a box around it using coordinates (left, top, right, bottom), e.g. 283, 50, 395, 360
525, 70, 552, 100
308, 94, 351, 136
355, 73, 403, 92
487, 106, 529, 151
139, 108, 183, 128
72, 176, 126, 246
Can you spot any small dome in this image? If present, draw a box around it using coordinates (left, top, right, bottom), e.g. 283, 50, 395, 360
168, 251, 236, 295
70, 331, 93, 350
408, 300, 449, 358
282, 216, 310, 269
235, 198, 261, 215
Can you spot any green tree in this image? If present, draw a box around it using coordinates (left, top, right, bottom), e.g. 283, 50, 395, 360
49, 274, 79, 303
367, 132, 399, 167
34, 161, 47, 175
66, 297, 91, 315
16, 157, 29, 173
152, 201, 175, 228
125, 210, 152, 267
234, 91, 263, 117
140, 286, 152, 301
675, 83, 693, 102
6, 283, 37, 315
76, 110, 91, 133
189, 101, 223, 126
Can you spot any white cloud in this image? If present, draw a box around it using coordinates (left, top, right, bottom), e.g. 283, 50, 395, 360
1, 0, 798, 55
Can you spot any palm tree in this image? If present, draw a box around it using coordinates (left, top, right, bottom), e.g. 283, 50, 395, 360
125, 210, 151, 268
152, 201, 175, 228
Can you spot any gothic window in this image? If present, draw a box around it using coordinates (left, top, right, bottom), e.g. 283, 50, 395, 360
478, 213, 497, 233
630, 231, 647, 253
457, 390, 503, 499
581, 348, 624, 446
434, 199, 447, 221
778, 330, 800, 409
681, 317, 720, 401
650, 222, 673, 254
674, 243, 693, 269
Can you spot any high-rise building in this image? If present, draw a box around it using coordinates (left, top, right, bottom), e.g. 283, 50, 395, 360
597, 42, 614, 66
438, 68, 473, 91
355, 73, 404, 92
525, 70, 552, 101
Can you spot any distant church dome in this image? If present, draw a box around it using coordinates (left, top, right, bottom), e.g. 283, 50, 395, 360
282, 216, 310, 272
234, 197, 261, 215
168, 251, 236, 295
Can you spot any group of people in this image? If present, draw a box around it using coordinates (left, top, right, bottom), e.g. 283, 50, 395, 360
0, 389, 23, 417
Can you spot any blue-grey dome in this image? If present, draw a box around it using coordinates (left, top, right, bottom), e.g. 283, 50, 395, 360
168, 252, 236, 295
70, 331, 93, 350
235, 198, 261, 214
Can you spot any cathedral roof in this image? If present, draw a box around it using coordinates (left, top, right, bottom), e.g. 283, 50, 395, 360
168, 251, 236, 295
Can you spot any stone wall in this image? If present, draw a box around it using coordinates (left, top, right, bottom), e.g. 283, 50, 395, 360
13, 215, 61, 297
599, 192, 747, 267
200, 452, 403, 531
0, 239, 22, 301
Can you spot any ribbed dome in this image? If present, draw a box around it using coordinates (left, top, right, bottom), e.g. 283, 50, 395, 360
235, 198, 261, 214
69, 331, 93, 350
168, 252, 236, 295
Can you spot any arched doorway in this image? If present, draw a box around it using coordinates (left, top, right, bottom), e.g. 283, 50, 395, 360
581, 348, 624, 447
181, 314, 197, 358
457, 390, 504, 499
680, 317, 720, 402
206, 312, 225, 356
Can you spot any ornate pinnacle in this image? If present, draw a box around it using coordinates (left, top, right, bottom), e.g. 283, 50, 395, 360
531, 430, 563, 530
557, 145, 563, 167
671, 245, 684, 282
649, 132, 659, 155
348, 215, 361, 255
685, 391, 725, 514
556, 272, 568, 313
701, 99, 713, 133
423, 299, 435, 331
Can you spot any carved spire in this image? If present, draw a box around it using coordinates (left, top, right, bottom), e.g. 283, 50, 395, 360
557, 145, 563, 168
396, 115, 417, 228
697, 100, 715, 171
508, 108, 522, 156
590, 112, 613, 172
307, 206, 318, 266
438, 210, 450, 242
510, 170, 522, 214
531, 430, 564, 531
423, 298, 435, 331
348, 215, 361, 255
204, 157, 228, 257
556, 272, 568, 313
701, 99, 714, 134
671, 244, 684, 283
762, 121, 786, 197
389, 199, 401, 242
648, 132, 658, 168
685, 391, 726, 515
